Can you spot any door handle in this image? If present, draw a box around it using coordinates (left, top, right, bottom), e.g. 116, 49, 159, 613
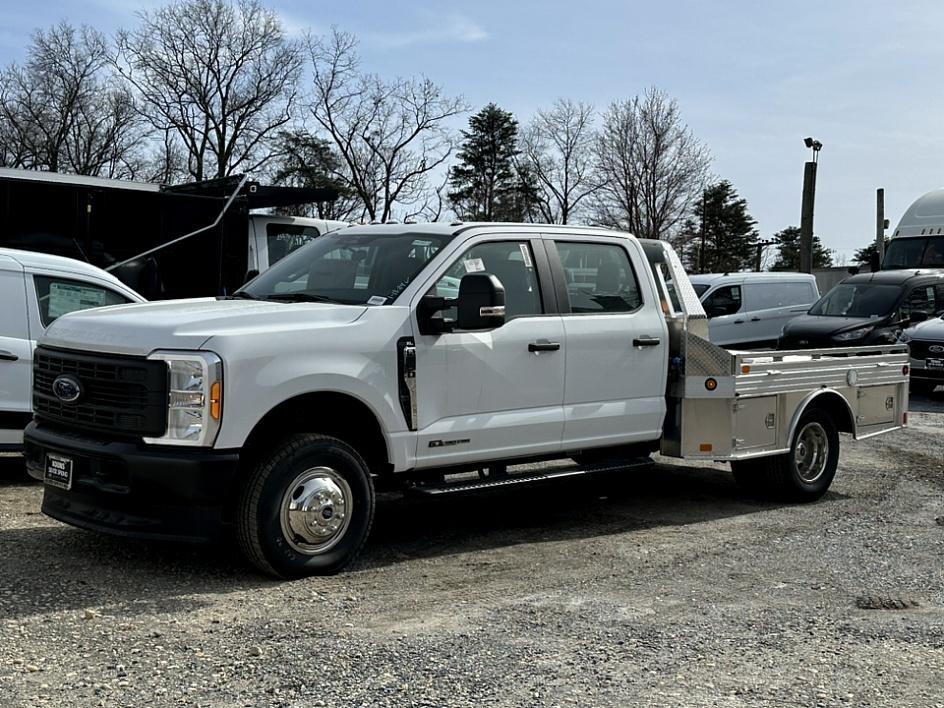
750, 317, 761, 322
0, 350, 18, 362
528, 340, 561, 353
632, 337, 661, 347
733, 319, 745, 324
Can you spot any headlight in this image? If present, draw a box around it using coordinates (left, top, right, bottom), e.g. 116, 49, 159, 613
144, 352, 223, 446
832, 327, 872, 342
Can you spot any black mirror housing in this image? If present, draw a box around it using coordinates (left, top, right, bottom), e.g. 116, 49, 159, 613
457, 273, 506, 330
909, 310, 930, 323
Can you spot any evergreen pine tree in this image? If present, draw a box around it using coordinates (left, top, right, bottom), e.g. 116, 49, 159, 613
684, 181, 759, 273
448, 103, 532, 221
770, 226, 833, 270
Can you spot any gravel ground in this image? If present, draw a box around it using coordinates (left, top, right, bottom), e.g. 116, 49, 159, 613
1, 393, 943, 707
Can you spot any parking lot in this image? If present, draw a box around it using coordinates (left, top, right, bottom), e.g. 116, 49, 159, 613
0, 393, 942, 707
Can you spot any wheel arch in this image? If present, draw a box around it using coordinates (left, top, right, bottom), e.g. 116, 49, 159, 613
239, 390, 391, 478
787, 389, 855, 443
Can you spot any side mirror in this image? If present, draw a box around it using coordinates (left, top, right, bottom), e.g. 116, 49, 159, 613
457, 273, 506, 330
909, 310, 929, 324
243, 269, 260, 285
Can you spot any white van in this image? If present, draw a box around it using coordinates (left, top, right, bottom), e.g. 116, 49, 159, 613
0, 248, 144, 451
689, 272, 819, 348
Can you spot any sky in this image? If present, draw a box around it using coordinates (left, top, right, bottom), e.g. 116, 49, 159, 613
2, 0, 943, 262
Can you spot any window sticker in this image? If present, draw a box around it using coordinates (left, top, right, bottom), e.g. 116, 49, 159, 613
519, 244, 533, 268
48, 282, 106, 319
463, 258, 485, 273
366, 295, 387, 306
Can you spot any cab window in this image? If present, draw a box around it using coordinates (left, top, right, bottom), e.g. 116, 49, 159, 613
431, 241, 542, 320
33, 276, 131, 327
556, 242, 642, 314
703, 285, 742, 317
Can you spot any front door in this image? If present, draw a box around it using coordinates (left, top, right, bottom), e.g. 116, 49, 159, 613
412, 237, 565, 469
0, 260, 31, 446
550, 238, 668, 451
703, 284, 745, 346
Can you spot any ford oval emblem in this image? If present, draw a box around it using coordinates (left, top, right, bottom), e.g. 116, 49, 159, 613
930, 345, 944, 354
52, 375, 83, 404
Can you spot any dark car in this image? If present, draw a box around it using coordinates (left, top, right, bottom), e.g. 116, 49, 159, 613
901, 314, 944, 394
778, 270, 944, 349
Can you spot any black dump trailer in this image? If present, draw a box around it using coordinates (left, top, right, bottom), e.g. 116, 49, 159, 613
0, 168, 335, 300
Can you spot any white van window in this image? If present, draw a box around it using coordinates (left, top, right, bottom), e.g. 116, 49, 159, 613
703, 285, 741, 317
748, 281, 814, 310
34, 276, 131, 327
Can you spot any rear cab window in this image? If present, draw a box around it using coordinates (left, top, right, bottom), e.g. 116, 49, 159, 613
33, 276, 131, 327
556, 241, 642, 313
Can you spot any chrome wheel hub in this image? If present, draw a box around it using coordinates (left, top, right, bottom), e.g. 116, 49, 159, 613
280, 467, 352, 555
794, 422, 829, 483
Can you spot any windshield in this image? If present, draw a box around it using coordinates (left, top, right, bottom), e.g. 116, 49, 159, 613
809, 283, 901, 318
883, 236, 944, 269
692, 283, 710, 297
239, 230, 452, 305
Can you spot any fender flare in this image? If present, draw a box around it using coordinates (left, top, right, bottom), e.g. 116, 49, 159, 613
785, 388, 856, 445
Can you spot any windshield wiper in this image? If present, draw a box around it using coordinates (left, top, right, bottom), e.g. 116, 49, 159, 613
266, 292, 340, 304
223, 291, 261, 300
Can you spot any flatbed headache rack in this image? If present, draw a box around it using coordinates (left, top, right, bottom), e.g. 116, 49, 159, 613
640, 239, 910, 462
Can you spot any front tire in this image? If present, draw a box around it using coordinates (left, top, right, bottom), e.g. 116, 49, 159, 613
237, 434, 375, 578
732, 408, 839, 502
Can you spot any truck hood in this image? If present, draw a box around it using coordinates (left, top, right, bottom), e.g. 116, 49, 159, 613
40, 298, 368, 356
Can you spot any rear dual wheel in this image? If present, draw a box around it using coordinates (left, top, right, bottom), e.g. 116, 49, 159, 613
731, 408, 839, 502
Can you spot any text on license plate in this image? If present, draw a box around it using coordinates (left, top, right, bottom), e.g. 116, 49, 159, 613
44, 454, 73, 490
926, 358, 944, 369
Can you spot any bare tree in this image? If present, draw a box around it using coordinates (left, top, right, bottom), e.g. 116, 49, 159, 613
519, 99, 599, 224
116, 0, 303, 181
0, 22, 143, 177
308, 29, 466, 222
592, 87, 711, 240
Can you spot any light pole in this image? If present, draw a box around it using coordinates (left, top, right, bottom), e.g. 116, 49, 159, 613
799, 137, 822, 273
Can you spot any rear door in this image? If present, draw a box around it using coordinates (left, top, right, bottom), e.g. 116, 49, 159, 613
0, 256, 31, 447
549, 236, 668, 451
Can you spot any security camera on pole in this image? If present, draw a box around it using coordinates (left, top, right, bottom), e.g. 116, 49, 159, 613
799, 137, 822, 274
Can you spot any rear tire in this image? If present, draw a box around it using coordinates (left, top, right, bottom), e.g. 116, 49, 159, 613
732, 408, 839, 502
237, 434, 375, 578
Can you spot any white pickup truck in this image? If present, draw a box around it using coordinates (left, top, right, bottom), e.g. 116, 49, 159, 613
24, 224, 909, 577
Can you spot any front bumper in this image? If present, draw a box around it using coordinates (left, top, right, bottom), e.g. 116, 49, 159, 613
24, 421, 239, 543
909, 357, 944, 383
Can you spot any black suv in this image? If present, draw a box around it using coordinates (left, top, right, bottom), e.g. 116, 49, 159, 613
778, 270, 944, 349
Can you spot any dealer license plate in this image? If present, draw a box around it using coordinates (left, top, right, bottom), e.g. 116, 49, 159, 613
926, 358, 944, 370
44, 454, 73, 490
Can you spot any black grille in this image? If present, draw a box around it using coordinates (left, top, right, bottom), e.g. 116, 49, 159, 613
33, 347, 168, 437
908, 339, 944, 360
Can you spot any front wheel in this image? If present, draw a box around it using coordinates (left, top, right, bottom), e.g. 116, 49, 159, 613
237, 434, 375, 578
732, 408, 839, 502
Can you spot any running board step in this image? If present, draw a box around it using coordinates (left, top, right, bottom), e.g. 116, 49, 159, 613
406, 457, 653, 496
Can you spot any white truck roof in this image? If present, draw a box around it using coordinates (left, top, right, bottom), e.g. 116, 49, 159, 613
892, 188, 944, 238
0, 247, 145, 300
